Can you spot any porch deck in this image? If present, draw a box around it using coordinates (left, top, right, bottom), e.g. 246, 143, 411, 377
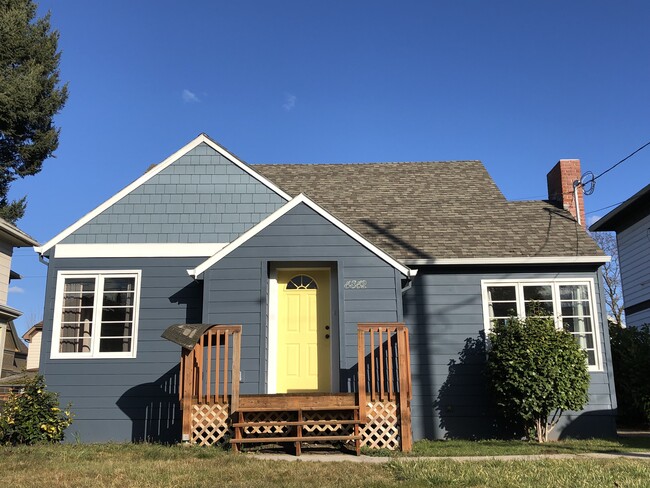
175, 323, 412, 455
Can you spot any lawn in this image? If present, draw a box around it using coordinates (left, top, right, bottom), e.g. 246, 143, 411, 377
1, 442, 650, 488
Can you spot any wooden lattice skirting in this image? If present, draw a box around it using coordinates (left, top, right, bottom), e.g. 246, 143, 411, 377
360, 400, 400, 450
190, 400, 402, 450
191, 403, 230, 446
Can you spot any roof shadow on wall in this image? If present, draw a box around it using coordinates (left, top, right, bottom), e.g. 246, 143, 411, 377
359, 219, 432, 260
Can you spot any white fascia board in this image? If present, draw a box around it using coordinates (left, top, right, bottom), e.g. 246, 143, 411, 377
403, 256, 611, 266
35, 134, 291, 255
53, 243, 228, 258
188, 194, 414, 278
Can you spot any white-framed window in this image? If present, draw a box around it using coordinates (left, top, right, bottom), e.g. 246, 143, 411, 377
481, 279, 602, 371
50, 270, 141, 359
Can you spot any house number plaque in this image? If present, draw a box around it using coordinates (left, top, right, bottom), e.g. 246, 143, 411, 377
344, 280, 367, 289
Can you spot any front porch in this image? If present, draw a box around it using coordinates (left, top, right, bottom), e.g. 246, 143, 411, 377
169, 323, 413, 455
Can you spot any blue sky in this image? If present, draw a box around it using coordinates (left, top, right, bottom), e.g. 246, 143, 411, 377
7, 1, 650, 336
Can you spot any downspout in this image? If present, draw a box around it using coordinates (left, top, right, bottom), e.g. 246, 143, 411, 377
401, 269, 418, 293
573, 180, 582, 226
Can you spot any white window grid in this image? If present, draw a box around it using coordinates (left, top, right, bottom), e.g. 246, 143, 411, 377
481, 279, 602, 372
50, 270, 141, 359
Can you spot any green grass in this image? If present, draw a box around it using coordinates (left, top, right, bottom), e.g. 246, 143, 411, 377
1, 442, 650, 487
362, 436, 650, 457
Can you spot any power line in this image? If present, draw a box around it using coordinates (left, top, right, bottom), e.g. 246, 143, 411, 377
585, 201, 624, 215
593, 140, 650, 181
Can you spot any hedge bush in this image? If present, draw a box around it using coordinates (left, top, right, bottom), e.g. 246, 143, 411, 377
0, 374, 72, 445
609, 323, 650, 427
487, 314, 590, 442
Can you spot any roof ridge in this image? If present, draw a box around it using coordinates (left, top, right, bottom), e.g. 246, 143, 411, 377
253, 160, 482, 166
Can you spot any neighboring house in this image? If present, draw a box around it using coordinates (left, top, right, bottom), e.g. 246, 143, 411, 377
590, 183, 650, 327
35, 134, 615, 443
0, 218, 39, 378
22, 321, 43, 371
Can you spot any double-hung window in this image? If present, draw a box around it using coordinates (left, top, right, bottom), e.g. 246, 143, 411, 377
482, 280, 601, 371
51, 270, 141, 358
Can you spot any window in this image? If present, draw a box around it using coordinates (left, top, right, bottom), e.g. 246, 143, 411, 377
482, 280, 601, 371
51, 271, 141, 358
286, 275, 318, 290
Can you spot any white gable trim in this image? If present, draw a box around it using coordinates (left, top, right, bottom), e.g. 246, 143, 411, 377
34, 134, 291, 255
188, 194, 415, 278
53, 243, 228, 258
403, 256, 611, 266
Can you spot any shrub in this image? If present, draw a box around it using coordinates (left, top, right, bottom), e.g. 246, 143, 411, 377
486, 314, 590, 442
0, 374, 72, 445
608, 323, 650, 427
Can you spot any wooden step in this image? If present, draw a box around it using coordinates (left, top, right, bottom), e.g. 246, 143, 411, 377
231, 435, 361, 444
233, 419, 360, 428
235, 405, 358, 413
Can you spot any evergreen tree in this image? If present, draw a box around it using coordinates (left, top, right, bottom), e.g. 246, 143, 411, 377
0, 0, 67, 223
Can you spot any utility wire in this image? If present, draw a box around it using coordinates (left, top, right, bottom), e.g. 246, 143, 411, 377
593, 140, 650, 181
585, 201, 624, 215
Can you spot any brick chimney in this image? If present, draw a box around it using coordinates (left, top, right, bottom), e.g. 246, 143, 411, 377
547, 159, 586, 228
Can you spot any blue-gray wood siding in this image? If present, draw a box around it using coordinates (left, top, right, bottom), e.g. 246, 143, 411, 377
403, 266, 617, 441
39, 257, 203, 443
60, 143, 287, 244
202, 202, 404, 394
616, 213, 650, 326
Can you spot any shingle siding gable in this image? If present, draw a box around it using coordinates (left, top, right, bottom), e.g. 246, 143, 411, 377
61, 143, 287, 245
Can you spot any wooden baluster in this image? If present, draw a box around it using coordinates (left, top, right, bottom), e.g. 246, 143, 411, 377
386, 328, 394, 402
197, 335, 204, 401
178, 348, 184, 402
369, 328, 375, 401
231, 328, 241, 413
357, 327, 367, 420
378, 327, 384, 401
214, 330, 221, 404
205, 330, 212, 404
223, 330, 230, 404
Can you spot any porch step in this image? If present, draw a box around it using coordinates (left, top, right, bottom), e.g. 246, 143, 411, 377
235, 405, 359, 413
232, 419, 361, 428
231, 398, 362, 456
232, 435, 362, 444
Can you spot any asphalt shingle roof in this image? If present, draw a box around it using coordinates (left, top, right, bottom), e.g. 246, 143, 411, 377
253, 161, 604, 261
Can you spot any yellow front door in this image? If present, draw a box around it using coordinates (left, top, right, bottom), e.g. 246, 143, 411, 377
276, 269, 331, 393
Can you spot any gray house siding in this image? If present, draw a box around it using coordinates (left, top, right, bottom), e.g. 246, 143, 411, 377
39, 256, 203, 443
202, 203, 404, 395
403, 266, 617, 441
616, 213, 650, 327
60, 143, 287, 245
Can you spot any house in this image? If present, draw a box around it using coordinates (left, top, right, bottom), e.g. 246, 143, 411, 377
589, 183, 650, 327
0, 218, 39, 378
34, 134, 615, 446
22, 321, 43, 371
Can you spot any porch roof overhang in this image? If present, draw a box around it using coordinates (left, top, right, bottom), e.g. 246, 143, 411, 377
161, 323, 216, 350
187, 194, 416, 279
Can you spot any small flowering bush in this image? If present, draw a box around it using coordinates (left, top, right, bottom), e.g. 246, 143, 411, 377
0, 374, 73, 445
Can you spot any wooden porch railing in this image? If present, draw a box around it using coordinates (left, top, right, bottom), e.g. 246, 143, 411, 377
180, 325, 241, 442
357, 323, 412, 451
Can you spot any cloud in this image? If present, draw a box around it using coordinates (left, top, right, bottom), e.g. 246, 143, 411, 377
282, 93, 297, 111
182, 89, 200, 103
587, 215, 602, 227
9, 286, 24, 294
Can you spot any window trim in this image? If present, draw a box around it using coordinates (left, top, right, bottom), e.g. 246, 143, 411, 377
480, 278, 603, 372
50, 270, 142, 359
